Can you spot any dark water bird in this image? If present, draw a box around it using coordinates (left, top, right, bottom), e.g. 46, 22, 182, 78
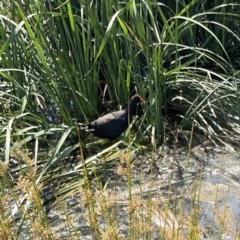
82, 95, 144, 140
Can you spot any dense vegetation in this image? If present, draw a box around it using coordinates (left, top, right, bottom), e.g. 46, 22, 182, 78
0, 0, 240, 239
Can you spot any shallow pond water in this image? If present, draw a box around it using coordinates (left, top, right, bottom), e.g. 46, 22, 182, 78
45, 133, 240, 240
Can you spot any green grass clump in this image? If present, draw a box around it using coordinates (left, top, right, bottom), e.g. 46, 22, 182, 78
1, 0, 240, 239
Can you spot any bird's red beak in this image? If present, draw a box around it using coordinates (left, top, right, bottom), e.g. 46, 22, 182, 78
138, 95, 144, 102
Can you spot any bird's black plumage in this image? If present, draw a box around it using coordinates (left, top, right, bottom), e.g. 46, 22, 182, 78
82, 95, 144, 140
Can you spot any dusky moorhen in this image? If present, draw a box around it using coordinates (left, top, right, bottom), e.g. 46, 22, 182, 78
82, 95, 144, 140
